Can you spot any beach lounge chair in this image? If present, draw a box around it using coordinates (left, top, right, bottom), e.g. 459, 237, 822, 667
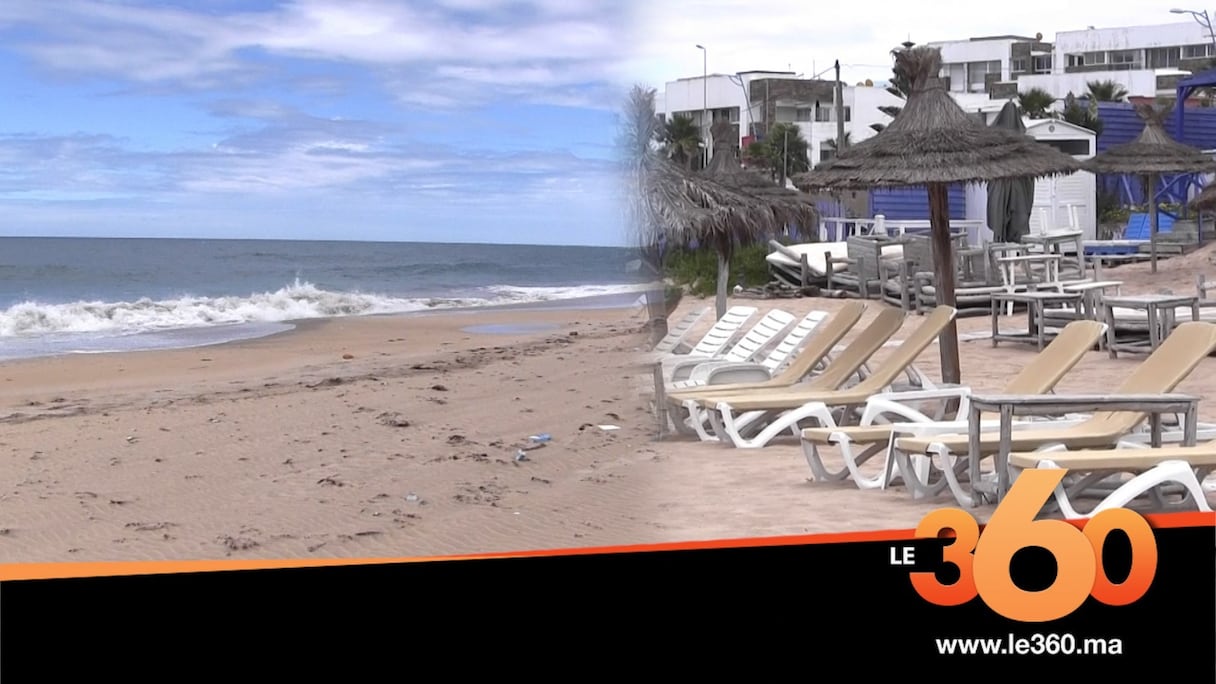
890, 321, 1216, 508
692, 305, 958, 449
1082, 211, 1176, 257
1008, 440, 1216, 519
661, 302, 871, 437
641, 305, 757, 364
665, 302, 869, 398
799, 319, 1109, 491
668, 309, 828, 390
636, 305, 758, 399
650, 307, 710, 354
663, 308, 797, 384
765, 241, 848, 287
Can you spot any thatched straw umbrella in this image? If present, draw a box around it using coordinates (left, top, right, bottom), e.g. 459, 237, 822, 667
1082, 103, 1216, 273
622, 85, 816, 323
703, 119, 819, 241
792, 45, 1083, 385
1190, 181, 1216, 213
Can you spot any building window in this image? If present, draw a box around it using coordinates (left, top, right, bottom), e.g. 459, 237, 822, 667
1083, 51, 1106, 65
812, 106, 851, 123
820, 148, 836, 162
967, 60, 998, 90
1012, 58, 1027, 73
715, 107, 740, 123
1066, 53, 1084, 67
1184, 43, 1213, 59
1147, 47, 1180, 69
1032, 55, 1053, 73
1109, 49, 1138, 67
796, 107, 813, 122
1040, 139, 1091, 156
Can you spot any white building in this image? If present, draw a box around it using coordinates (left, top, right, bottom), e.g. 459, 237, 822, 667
655, 70, 904, 165
929, 21, 1214, 103
928, 34, 1053, 95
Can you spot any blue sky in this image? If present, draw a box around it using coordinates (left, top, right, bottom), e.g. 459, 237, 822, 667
0, 0, 637, 247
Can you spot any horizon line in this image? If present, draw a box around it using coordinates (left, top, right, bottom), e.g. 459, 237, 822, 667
0, 235, 636, 249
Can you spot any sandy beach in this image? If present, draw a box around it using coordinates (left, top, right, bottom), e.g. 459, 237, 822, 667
1, 247, 1214, 563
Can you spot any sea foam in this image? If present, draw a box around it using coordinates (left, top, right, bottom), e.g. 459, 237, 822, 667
0, 279, 649, 337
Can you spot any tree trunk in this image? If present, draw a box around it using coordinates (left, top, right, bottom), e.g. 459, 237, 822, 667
637, 243, 669, 347
716, 252, 730, 320
928, 183, 961, 386
645, 286, 669, 347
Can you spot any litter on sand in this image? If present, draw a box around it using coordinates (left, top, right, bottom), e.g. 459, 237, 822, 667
597, 425, 620, 431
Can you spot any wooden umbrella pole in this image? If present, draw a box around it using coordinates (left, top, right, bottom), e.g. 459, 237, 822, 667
1149, 172, 1159, 274
715, 252, 729, 320
928, 182, 962, 385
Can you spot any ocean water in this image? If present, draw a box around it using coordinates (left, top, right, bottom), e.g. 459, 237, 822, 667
0, 237, 651, 362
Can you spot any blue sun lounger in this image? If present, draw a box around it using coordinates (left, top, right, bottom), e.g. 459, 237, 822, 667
1083, 212, 1175, 257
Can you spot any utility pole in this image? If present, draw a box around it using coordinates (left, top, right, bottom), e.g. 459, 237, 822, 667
782, 129, 789, 186
696, 44, 708, 169
834, 60, 846, 151
765, 79, 770, 139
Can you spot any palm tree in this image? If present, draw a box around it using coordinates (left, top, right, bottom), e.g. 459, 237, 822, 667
821, 131, 852, 160
1085, 79, 1129, 103
657, 115, 702, 170
620, 85, 677, 342
743, 140, 772, 173
1061, 92, 1104, 137
1016, 87, 1055, 119
618, 84, 813, 322
763, 122, 810, 184
871, 40, 916, 133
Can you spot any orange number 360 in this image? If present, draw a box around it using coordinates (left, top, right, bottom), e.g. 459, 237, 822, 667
910, 468, 1159, 623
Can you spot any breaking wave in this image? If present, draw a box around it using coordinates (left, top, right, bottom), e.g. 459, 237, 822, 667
0, 279, 650, 337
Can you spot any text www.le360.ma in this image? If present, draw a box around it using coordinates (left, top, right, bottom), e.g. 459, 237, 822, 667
936, 633, 1123, 656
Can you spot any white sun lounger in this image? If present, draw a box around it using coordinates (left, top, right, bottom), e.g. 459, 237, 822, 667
668, 310, 828, 390
650, 307, 710, 355
1010, 441, 1216, 519
663, 308, 797, 384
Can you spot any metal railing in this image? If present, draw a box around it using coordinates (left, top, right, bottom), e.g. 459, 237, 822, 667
817, 214, 991, 246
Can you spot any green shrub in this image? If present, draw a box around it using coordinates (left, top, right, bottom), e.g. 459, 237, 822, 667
664, 242, 773, 297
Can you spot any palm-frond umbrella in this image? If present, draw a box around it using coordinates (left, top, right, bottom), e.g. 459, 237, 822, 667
1082, 103, 1216, 273
986, 101, 1036, 243
623, 85, 819, 322
1190, 180, 1216, 213
703, 119, 819, 242
792, 45, 1083, 385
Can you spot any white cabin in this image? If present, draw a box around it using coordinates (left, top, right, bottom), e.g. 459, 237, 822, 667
963, 117, 1098, 242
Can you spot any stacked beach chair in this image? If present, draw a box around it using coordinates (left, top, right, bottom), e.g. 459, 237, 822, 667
641, 299, 1216, 520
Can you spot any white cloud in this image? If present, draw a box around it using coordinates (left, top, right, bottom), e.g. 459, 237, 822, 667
0, 0, 632, 106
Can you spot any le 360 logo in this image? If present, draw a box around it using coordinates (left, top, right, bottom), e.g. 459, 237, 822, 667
905, 469, 1159, 622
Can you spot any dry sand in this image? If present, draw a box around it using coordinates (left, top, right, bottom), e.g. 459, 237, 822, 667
1, 247, 1214, 563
